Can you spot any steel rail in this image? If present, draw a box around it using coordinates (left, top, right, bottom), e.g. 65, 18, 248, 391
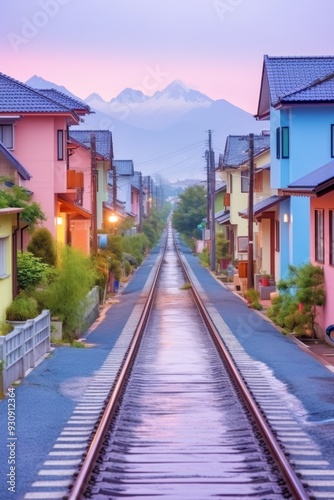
67, 230, 168, 500
173, 230, 310, 500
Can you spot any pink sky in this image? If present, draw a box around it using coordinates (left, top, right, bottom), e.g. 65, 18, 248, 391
1, 0, 334, 113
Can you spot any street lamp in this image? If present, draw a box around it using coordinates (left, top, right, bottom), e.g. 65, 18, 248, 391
109, 213, 118, 235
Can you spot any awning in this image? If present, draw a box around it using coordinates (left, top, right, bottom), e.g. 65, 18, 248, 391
57, 195, 91, 219
281, 160, 334, 197
239, 195, 287, 219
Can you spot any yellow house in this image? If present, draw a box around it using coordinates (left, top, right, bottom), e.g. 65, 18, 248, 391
217, 132, 271, 272
0, 208, 23, 321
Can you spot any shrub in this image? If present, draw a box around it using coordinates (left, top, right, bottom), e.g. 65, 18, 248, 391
91, 252, 109, 301
109, 255, 122, 281
107, 235, 123, 260
27, 227, 57, 266
121, 234, 150, 266
17, 252, 49, 290
142, 220, 158, 246
198, 247, 210, 267
268, 263, 325, 336
123, 260, 132, 277
46, 245, 96, 339
123, 253, 138, 267
0, 321, 13, 335
6, 293, 39, 321
244, 288, 263, 310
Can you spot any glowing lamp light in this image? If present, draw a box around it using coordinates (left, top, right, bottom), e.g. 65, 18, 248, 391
109, 214, 118, 224
283, 213, 289, 223
56, 217, 63, 225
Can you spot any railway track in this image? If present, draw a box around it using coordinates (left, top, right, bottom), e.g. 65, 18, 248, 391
67, 224, 309, 499
25, 224, 334, 499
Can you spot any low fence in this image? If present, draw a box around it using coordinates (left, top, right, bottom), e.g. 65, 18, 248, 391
0, 310, 51, 394
0, 287, 100, 393
80, 286, 100, 335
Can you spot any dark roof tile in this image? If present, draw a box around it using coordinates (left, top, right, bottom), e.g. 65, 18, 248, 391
264, 56, 334, 105
0, 72, 78, 116
69, 130, 113, 160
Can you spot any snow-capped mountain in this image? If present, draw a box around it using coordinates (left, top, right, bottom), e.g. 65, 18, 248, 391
111, 88, 149, 104
151, 80, 213, 104
25, 75, 268, 181
83, 79, 213, 130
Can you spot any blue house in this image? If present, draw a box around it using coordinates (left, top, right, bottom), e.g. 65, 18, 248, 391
256, 55, 334, 277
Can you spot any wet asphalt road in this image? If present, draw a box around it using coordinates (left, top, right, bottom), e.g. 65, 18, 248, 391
1, 237, 334, 499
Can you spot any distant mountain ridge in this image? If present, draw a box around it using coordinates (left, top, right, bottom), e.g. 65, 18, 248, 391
25, 75, 268, 181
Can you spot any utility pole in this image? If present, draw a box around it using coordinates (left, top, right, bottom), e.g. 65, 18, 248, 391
205, 150, 210, 231
247, 133, 254, 289
138, 172, 143, 233
90, 132, 97, 254
147, 175, 151, 217
112, 163, 117, 215
208, 130, 216, 272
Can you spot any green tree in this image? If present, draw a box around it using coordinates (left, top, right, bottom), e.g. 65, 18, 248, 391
172, 185, 207, 238
0, 177, 45, 228
27, 227, 57, 266
17, 252, 49, 290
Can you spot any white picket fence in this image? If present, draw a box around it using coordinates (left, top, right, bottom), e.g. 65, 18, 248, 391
0, 310, 51, 394
0, 286, 100, 394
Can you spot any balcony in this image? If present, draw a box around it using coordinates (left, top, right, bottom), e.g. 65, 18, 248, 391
67, 169, 84, 189
224, 193, 230, 208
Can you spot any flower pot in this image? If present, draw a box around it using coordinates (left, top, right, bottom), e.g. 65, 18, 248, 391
261, 277, 270, 286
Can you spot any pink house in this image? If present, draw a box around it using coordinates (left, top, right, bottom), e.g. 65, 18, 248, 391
283, 160, 334, 338
68, 130, 113, 235
0, 73, 92, 254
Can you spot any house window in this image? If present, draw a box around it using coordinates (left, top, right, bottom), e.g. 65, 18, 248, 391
276, 127, 280, 159
315, 209, 324, 263
237, 236, 248, 253
0, 124, 14, 149
0, 237, 8, 278
57, 130, 64, 160
282, 127, 289, 158
241, 170, 249, 193
330, 210, 334, 265
331, 125, 334, 158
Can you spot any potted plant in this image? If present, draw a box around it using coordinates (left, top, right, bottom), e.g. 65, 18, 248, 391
6, 293, 39, 323
261, 271, 270, 286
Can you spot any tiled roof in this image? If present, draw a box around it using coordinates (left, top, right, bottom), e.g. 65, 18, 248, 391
0, 141, 31, 180
282, 160, 334, 196
220, 134, 270, 169
215, 210, 230, 224
142, 175, 151, 189
37, 89, 91, 114
69, 130, 113, 160
0, 73, 79, 117
239, 195, 287, 218
264, 56, 334, 105
113, 160, 134, 176
131, 171, 141, 190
